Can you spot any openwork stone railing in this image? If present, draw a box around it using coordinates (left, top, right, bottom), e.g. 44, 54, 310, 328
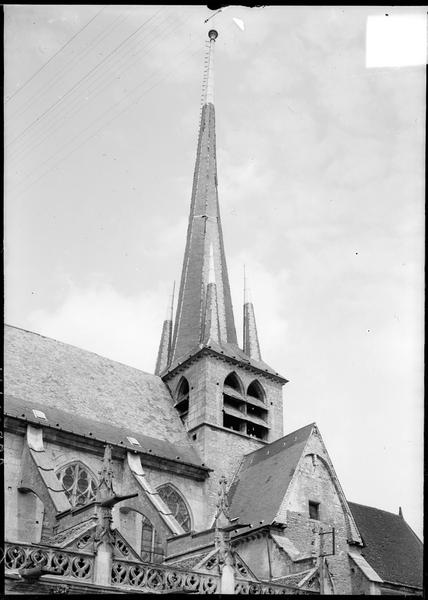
235, 579, 316, 595
4, 543, 315, 594
4, 543, 94, 582
111, 559, 219, 593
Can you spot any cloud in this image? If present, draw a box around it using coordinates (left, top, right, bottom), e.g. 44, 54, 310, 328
27, 282, 168, 373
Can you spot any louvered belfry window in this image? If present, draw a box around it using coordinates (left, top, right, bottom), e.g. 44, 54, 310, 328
157, 484, 191, 532
56, 462, 97, 507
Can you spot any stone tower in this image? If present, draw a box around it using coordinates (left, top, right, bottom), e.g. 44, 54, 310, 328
155, 30, 287, 495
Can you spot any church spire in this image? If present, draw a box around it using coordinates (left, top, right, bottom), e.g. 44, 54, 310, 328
243, 267, 262, 361
155, 282, 175, 375
170, 30, 237, 365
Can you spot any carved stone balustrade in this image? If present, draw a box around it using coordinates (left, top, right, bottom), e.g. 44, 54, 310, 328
235, 578, 316, 595
4, 542, 94, 582
111, 559, 220, 593
4, 542, 317, 594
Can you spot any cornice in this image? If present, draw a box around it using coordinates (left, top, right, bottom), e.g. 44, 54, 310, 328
4, 415, 210, 481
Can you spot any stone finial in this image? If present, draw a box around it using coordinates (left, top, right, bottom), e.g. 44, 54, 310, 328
96, 444, 115, 502
214, 475, 235, 591
216, 475, 230, 518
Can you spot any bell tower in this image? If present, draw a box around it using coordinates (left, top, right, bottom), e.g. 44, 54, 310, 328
155, 30, 288, 484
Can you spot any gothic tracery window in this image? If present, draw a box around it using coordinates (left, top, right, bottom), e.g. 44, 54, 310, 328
157, 484, 191, 532
56, 462, 97, 507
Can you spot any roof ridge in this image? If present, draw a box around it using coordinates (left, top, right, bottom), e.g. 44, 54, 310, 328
242, 422, 316, 459
349, 500, 408, 518
5, 323, 157, 378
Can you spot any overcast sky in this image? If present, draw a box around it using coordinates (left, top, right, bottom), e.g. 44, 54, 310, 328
4, 5, 425, 538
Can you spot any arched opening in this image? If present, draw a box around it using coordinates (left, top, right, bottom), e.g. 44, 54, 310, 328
247, 380, 265, 402
246, 380, 268, 423
224, 372, 243, 394
223, 372, 245, 432
119, 507, 164, 563
17, 490, 44, 543
222, 373, 269, 440
56, 462, 97, 507
157, 484, 192, 532
174, 377, 189, 425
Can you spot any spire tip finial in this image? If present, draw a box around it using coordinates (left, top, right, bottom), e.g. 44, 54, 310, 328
208, 29, 218, 40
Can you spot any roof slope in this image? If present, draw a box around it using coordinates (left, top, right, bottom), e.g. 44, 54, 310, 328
4, 324, 192, 447
4, 394, 204, 467
228, 424, 314, 525
348, 502, 423, 589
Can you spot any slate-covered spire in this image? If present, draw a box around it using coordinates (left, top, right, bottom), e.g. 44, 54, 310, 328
171, 29, 237, 364
155, 283, 175, 375
243, 268, 262, 361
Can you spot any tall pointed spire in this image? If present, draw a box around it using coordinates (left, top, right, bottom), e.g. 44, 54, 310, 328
155, 282, 175, 375
243, 267, 262, 361
170, 30, 237, 365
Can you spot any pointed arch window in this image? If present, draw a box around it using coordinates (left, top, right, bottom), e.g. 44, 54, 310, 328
56, 462, 97, 507
119, 507, 164, 563
157, 484, 192, 532
174, 377, 189, 425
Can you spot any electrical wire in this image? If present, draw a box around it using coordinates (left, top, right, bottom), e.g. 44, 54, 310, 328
5, 6, 107, 104
7, 12, 180, 163
7, 7, 165, 147
9, 43, 201, 201
7, 10, 134, 122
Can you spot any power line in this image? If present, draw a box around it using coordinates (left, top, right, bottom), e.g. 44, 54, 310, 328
7, 10, 129, 122
9, 43, 200, 201
7, 7, 164, 148
7, 12, 177, 163
5, 6, 107, 104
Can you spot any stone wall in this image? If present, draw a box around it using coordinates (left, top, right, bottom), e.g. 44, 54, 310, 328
4, 427, 207, 558
275, 430, 357, 594
5, 431, 24, 541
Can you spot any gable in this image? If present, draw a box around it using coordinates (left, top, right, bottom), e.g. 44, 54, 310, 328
228, 424, 314, 525
276, 427, 362, 545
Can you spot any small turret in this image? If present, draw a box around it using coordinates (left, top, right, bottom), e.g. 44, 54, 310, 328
243, 267, 262, 361
154, 283, 175, 375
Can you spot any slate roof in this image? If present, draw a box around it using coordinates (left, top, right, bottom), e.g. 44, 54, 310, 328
228, 423, 314, 525
4, 394, 204, 468
4, 324, 196, 451
270, 570, 314, 588
348, 502, 423, 589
